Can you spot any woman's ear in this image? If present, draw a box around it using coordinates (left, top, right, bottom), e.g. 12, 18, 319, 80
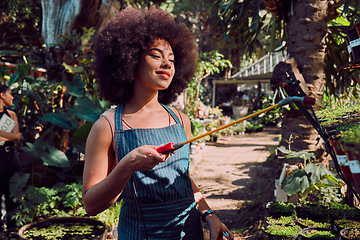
0, 92, 5, 100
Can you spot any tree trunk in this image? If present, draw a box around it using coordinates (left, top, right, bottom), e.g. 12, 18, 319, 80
281, 0, 339, 157
41, 0, 120, 46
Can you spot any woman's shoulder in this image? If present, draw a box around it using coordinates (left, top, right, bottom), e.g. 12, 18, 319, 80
6, 109, 18, 119
168, 106, 190, 125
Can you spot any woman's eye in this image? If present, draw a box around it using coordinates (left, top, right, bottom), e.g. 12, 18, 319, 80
150, 54, 161, 58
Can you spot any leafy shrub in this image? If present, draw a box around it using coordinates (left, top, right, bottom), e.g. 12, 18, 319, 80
10, 182, 85, 227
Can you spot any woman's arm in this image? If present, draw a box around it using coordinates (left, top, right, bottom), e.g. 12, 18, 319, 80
0, 110, 21, 141
82, 116, 168, 216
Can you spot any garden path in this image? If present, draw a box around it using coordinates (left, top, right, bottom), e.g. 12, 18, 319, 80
190, 126, 281, 240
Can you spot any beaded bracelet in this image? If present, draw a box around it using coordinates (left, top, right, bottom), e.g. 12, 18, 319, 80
201, 209, 214, 221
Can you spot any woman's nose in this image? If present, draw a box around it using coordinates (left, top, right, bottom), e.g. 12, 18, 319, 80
161, 58, 172, 69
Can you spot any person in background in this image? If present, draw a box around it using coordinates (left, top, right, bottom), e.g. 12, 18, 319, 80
82, 6, 233, 240
0, 84, 21, 231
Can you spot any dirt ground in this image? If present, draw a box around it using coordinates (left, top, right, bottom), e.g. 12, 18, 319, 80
190, 127, 283, 239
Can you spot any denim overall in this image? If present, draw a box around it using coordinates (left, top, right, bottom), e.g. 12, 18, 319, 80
114, 104, 204, 240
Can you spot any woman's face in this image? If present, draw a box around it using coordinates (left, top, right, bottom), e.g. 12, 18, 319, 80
0, 88, 14, 107
134, 38, 175, 91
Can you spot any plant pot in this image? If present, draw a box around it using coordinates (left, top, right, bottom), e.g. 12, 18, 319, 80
346, 24, 360, 64
334, 219, 360, 234
18, 217, 107, 240
330, 140, 352, 181
266, 201, 296, 218
263, 224, 301, 240
296, 204, 329, 222
342, 143, 360, 193
340, 228, 360, 240
297, 227, 338, 240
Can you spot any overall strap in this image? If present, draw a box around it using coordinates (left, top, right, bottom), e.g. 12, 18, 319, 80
114, 105, 123, 131
161, 104, 181, 125
114, 105, 124, 163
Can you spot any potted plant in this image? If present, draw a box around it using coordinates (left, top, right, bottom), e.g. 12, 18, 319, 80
329, 138, 353, 181
263, 224, 301, 240
340, 124, 360, 193
316, 104, 360, 182
280, 162, 342, 205
18, 216, 107, 240
335, 219, 360, 233
297, 227, 337, 240
10, 182, 121, 239
297, 217, 331, 229
266, 201, 296, 218
340, 228, 360, 240
265, 215, 296, 225
295, 203, 330, 222
328, 202, 360, 221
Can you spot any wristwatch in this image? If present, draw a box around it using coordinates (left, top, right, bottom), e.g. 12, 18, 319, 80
201, 209, 214, 221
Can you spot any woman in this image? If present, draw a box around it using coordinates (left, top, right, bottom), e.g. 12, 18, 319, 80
0, 84, 21, 230
82, 7, 233, 240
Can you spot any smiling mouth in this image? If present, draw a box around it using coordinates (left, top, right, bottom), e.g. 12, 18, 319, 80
156, 71, 171, 79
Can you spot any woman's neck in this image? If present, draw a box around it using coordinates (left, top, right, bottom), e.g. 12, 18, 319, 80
0, 102, 5, 112
125, 91, 160, 114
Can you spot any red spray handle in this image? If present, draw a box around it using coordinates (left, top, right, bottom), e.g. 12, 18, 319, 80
156, 143, 175, 154
156, 142, 184, 154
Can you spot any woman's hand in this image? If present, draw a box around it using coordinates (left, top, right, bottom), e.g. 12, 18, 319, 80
205, 214, 234, 240
125, 145, 170, 172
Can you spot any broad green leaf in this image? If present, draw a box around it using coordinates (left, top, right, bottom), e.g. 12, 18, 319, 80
41, 113, 77, 130
62, 63, 84, 73
9, 173, 30, 195
8, 72, 19, 86
305, 163, 333, 183
72, 123, 92, 144
42, 146, 70, 168
281, 169, 310, 196
62, 74, 85, 97
69, 97, 103, 123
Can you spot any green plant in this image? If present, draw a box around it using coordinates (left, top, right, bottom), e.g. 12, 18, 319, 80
277, 145, 316, 166
329, 203, 360, 220
316, 103, 360, 128
341, 124, 360, 146
281, 163, 342, 202
185, 51, 231, 118
342, 228, 360, 239
9, 182, 85, 227
245, 120, 264, 133
23, 221, 106, 240
266, 202, 295, 217
265, 215, 295, 225
189, 116, 210, 142
2, 29, 111, 187
300, 228, 336, 239
263, 224, 301, 239
297, 218, 331, 228
296, 204, 329, 220
94, 200, 123, 227
335, 219, 360, 229
258, 95, 283, 126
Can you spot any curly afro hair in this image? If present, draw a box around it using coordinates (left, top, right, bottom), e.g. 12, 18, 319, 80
93, 6, 198, 105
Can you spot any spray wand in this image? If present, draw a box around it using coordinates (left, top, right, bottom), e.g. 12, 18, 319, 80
156, 96, 315, 154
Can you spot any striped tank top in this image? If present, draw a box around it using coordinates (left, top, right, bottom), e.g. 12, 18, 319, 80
104, 104, 204, 240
